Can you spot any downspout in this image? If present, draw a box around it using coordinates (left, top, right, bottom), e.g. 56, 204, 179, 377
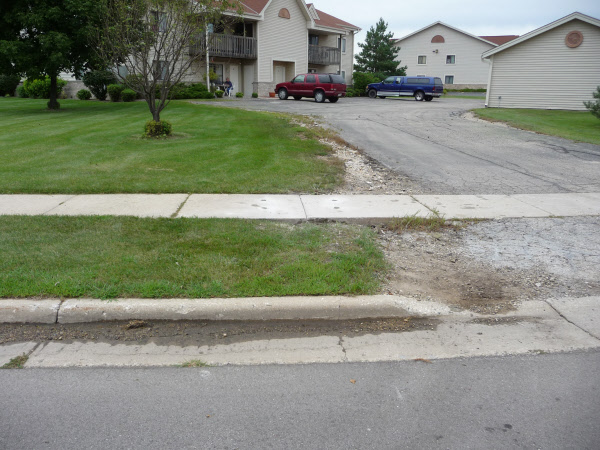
484, 54, 493, 107
206, 27, 210, 90
339, 33, 343, 76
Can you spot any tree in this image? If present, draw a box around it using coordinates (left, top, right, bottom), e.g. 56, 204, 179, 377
355, 18, 406, 77
0, 0, 106, 109
584, 86, 600, 120
97, 0, 242, 130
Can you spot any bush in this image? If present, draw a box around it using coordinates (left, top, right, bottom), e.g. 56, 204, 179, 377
584, 86, 600, 120
215, 90, 224, 98
121, 89, 136, 102
252, 92, 258, 98
16, 85, 28, 98
352, 72, 383, 96
145, 120, 172, 137
107, 84, 125, 102
171, 82, 210, 99
0, 74, 20, 96
76, 89, 92, 100
236, 91, 243, 98
82, 70, 117, 101
22, 76, 67, 99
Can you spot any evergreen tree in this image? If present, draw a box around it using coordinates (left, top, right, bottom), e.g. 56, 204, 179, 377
355, 18, 405, 76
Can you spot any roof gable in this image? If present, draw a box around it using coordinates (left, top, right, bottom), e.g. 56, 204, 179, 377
482, 12, 600, 58
395, 21, 498, 46
312, 8, 359, 31
479, 35, 519, 46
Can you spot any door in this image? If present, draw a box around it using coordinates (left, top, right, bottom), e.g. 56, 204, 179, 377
274, 65, 286, 84
380, 76, 396, 96
243, 65, 254, 96
229, 65, 239, 93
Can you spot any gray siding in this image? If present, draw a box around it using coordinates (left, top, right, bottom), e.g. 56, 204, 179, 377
487, 19, 600, 110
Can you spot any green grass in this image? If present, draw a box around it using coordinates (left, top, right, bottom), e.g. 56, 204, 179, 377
384, 214, 451, 232
444, 95, 486, 100
474, 108, 600, 145
0, 98, 343, 194
1, 354, 28, 369
0, 216, 387, 299
178, 360, 210, 368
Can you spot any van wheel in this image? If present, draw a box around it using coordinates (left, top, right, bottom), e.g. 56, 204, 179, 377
314, 90, 325, 103
368, 89, 377, 99
278, 88, 288, 100
328, 97, 339, 103
414, 91, 425, 101
425, 96, 433, 101
293, 96, 302, 100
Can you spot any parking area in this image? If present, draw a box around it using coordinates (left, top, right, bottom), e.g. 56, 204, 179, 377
210, 96, 600, 195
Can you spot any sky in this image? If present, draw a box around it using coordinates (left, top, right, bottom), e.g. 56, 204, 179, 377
311, 0, 600, 53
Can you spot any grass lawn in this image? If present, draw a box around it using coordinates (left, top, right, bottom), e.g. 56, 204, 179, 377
473, 108, 600, 145
0, 216, 386, 299
0, 98, 343, 194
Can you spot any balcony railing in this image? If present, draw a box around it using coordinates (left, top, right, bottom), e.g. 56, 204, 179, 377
190, 33, 257, 59
308, 44, 340, 65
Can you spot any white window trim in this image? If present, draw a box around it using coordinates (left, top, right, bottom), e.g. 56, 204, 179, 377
446, 55, 456, 64
417, 55, 427, 65
444, 75, 455, 84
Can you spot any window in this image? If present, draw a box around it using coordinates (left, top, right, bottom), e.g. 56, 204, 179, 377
446, 55, 455, 64
152, 11, 167, 33
318, 74, 331, 83
383, 76, 395, 84
209, 63, 223, 84
309, 34, 319, 45
418, 55, 427, 65
445, 75, 454, 84
153, 60, 169, 80
407, 78, 430, 84
306, 74, 316, 83
341, 70, 346, 80
337, 37, 347, 53
330, 74, 345, 84
308, 68, 317, 74
293, 75, 305, 83
117, 65, 128, 79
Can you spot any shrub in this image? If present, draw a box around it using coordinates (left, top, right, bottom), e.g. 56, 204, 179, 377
352, 72, 383, 96
584, 86, 600, 120
145, 120, 172, 137
251, 92, 258, 98
121, 89, 136, 102
215, 90, 224, 98
171, 82, 210, 99
235, 91, 243, 98
23, 76, 67, 99
199, 91, 214, 99
107, 84, 125, 102
82, 70, 117, 101
76, 89, 92, 100
0, 74, 20, 96
16, 86, 28, 98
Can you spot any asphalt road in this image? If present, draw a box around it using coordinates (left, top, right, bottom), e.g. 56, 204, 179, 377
2, 351, 599, 449
210, 97, 600, 195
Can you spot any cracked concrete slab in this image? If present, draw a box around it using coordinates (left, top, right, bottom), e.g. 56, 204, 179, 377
45, 194, 188, 217
546, 297, 600, 339
0, 195, 74, 215
0, 342, 37, 366
301, 195, 429, 219
513, 193, 600, 217
0, 299, 60, 324
178, 194, 306, 219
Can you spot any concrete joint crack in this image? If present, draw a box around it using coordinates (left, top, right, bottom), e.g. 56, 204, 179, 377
338, 336, 348, 362
545, 299, 600, 342
55, 299, 65, 324
298, 195, 308, 220
171, 193, 191, 218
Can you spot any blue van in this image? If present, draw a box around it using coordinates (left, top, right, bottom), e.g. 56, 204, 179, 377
366, 76, 443, 101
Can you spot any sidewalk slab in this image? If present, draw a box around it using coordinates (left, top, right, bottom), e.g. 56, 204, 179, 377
0, 299, 60, 324
178, 194, 306, 219
0, 342, 37, 367
301, 195, 430, 219
0, 195, 74, 215
414, 194, 551, 219
513, 193, 600, 217
45, 194, 188, 218
546, 297, 600, 339
56, 295, 444, 324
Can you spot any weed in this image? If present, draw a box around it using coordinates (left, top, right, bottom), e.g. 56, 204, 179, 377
385, 214, 450, 232
178, 359, 210, 368
1, 354, 28, 369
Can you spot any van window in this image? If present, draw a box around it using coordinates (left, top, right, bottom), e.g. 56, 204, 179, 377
407, 78, 430, 84
306, 74, 316, 83
330, 74, 345, 84
293, 75, 305, 83
318, 74, 331, 83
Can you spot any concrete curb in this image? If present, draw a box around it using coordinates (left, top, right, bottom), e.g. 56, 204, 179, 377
1, 296, 452, 324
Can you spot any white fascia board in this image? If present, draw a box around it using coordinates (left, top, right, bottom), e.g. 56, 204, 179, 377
482, 11, 600, 59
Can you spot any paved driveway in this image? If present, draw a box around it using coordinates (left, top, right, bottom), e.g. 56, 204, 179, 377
209, 97, 600, 195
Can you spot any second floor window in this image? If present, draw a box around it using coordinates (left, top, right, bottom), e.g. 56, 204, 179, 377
337, 37, 346, 52
446, 55, 456, 64
152, 11, 167, 33
309, 34, 319, 45
418, 55, 427, 64
153, 60, 169, 80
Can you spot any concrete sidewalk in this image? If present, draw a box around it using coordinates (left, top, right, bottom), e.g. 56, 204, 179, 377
1, 192, 600, 219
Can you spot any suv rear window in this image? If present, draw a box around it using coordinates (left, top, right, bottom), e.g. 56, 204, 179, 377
407, 78, 430, 84
318, 74, 331, 83
330, 75, 345, 84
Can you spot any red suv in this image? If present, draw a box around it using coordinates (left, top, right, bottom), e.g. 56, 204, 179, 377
275, 73, 346, 103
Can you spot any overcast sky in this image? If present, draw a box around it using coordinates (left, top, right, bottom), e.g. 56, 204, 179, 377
314, 0, 600, 52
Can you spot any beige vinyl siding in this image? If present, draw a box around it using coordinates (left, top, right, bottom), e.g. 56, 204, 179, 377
487, 20, 600, 110
394, 24, 494, 84
257, 0, 309, 81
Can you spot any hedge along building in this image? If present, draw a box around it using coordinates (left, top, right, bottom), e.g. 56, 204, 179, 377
483, 12, 600, 110
392, 22, 518, 90
186, 0, 360, 96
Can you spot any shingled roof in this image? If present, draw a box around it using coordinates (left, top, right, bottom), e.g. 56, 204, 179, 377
479, 35, 519, 45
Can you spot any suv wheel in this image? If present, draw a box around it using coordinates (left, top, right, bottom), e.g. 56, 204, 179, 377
278, 88, 288, 100
414, 91, 425, 101
368, 89, 377, 99
314, 90, 325, 103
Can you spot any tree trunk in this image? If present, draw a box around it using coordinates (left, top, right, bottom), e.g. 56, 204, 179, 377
48, 74, 60, 110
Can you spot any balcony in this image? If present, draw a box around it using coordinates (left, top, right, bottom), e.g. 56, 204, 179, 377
190, 33, 257, 59
308, 45, 340, 65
